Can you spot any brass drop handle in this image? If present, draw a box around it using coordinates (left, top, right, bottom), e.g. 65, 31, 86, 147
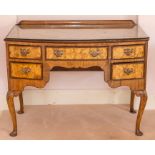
21, 67, 31, 74
123, 68, 134, 75
20, 48, 30, 56
124, 48, 134, 56
89, 50, 100, 57
54, 50, 64, 57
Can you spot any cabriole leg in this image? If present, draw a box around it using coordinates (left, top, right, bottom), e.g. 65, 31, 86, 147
17, 92, 24, 114
7, 91, 17, 137
130, 90, 136, 113
135, 91, 147, 136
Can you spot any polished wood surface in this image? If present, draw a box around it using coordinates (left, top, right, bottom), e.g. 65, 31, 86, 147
10, 62, 42, 80
46, 47, 108, 60
9, 45, 41, 59
112, 63, 144, 80
17, 20, 136, 29
112, 45, 144, 59
4, 20, 149, 137
18, 20, 136, 26
6, 91, 17, 137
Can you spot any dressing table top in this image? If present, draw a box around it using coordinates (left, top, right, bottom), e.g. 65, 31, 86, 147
5, 20, 149, 42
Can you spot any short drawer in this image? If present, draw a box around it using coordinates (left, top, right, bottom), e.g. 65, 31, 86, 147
112, 62, 144, 80
9, 45, 42, 60
46, 47, 108, 60
112, 45, 144, 59
10, 62, 42, 80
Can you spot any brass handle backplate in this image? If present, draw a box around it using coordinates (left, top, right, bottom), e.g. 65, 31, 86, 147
21, 67, 31, 74
89, 50, 100, 57
20, 48, 30, 56
123, 68, 134, 75
54, 50, 64, 57
124, 48, 134, 56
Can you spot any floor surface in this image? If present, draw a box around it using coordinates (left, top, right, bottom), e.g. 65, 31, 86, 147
0, 104, 155, 140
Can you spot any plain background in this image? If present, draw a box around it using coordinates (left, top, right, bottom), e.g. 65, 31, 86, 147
0, 0, 155, 154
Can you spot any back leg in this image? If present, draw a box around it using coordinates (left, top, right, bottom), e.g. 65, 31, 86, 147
130, 90, 136, 113
17, 92, 24, 114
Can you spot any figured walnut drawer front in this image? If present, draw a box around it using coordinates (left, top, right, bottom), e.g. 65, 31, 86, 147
46, 47, 108, 60
112, 63, 144, 80
112, 45, 144, 59
10, 62, 42, 80
9, 45, 42, 59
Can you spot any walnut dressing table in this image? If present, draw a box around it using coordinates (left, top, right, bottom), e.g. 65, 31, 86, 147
4, 20, 149, 137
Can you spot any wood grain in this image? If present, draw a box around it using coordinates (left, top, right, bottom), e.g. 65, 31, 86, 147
46, 47, 108, 60
9, 45, 42, 60
112, 45, 144, 59
135, 91, 148, 136
112, 63, 144, 80
10, 62, 42, 80
18, 20, 136, 29
7, 91, 17, 137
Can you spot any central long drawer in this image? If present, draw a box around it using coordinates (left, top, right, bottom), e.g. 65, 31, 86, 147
45, 47, 108, 60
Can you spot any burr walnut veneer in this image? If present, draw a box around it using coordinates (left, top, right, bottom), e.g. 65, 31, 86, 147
4, 20, 149, 137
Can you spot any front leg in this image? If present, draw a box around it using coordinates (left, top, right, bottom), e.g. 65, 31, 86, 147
135, 91, 147, 136
7, 91, 17, 137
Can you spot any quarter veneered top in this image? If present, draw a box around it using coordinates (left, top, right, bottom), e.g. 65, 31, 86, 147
5, 20, 149, 42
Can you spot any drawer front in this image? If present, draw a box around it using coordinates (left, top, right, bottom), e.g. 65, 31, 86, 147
112, 63, 144, 80
9, 45, 42, 59
46, 47, 108, 60
112, 45, 144, 59
10, 62, 42, 79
